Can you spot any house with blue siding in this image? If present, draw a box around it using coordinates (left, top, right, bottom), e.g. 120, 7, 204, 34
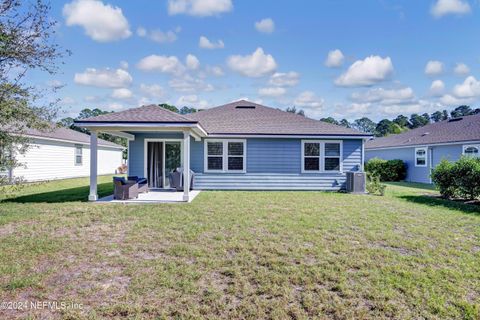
75, 100, 371, 201
365, 114, 480, 184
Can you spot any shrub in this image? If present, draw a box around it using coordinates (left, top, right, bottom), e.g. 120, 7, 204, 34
431, 159, 457, 199
451, 156, 480, 200
366, 175, 387, 196
431, 156, 480, 200
365, 158, 407, 181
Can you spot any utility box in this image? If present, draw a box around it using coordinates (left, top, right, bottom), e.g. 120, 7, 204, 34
346, 172, 366, 193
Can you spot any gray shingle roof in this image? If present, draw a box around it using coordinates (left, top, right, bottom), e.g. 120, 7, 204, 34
78, 104, 196, 123
185, 100, 367, 135
75, 100, 369, 136
24, 126, 124, 148
366, 113, 480, 149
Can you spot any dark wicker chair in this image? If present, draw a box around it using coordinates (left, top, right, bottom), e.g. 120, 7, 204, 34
113, 177, 138, 200
127, 176, 148, 193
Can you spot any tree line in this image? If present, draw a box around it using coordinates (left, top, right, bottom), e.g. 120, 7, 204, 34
319, 105, 480, 137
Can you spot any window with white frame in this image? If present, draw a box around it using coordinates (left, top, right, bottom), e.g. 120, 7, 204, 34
205, 140, 246, 172
463, 145, 479, 157
415, 147, 427, 167
302, 140, 342, 172
75, 145, 83, 165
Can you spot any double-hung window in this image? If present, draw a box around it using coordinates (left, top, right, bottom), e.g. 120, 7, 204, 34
463, 145, 479, 157
415, 147, 427, 167
205, 140, 246, 173
302, 140, 342, 172
75, 145, 83, 166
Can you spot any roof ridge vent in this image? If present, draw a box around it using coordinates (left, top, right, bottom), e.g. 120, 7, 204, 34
421, 132, 430, 136
235, 105, 256, 109
448, 117, 463, 122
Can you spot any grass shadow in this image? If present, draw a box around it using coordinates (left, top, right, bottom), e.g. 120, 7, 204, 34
386, 181, 436, 191
2, 182, 113, 203
399, 194, 480, 215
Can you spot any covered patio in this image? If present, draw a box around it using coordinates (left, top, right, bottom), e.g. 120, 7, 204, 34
74, 105, 208, 203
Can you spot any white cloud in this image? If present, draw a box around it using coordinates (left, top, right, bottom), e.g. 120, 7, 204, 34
206, 65, 224, 76
137, 55, 185, 75
227, 47, 277, 77
111, 88, 133, 99
293, 91, 324, 109
425, 60, 444, 76
269, 72, 300, 87
169, 74, 214, 93
351, 87, 414, 105
454, 63, 470, 76
168, 0, 233, 16
185, 54, 200, 70
119, 61, 129, 70
439, 94, 473, 105
431, 0, 471, 18
258, 87, 286, 97
74, 68, 133, 88
325, 49, 344, 68
199, 36, 224, 49
452, 76, 480, 98
335, 55, 394, 87
430, 80, 445, 96
105, 102, 125, 111
136, 27, 147, 37
47, 80, 64, 88
140, 84, 165, 99
176, 95, 209, 108
59, 97, 76, 105
63, 0, 131, 42
137, 27, 180, 43
255, 18, 275, 34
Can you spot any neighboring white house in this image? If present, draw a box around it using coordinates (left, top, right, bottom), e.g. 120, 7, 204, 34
3, 126, 124, 182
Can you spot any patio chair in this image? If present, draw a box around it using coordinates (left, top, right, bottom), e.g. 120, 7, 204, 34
168, 168, 195, 191
113, 177, 138, 200
127, 176, 148, 193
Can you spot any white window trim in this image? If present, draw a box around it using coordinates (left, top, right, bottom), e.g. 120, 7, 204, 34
75, 144, 83, 166
204, 139, 246, 173
301, 140, 343, 173
463, 144, 480, 156
415, 147, 428, 167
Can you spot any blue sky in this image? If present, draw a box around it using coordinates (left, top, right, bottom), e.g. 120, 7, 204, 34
40, 0, 480, 121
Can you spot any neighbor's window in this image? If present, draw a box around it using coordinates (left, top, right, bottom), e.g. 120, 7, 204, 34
75, 145, 83, 165
463, 145, 479, 157
205, 140, 246, 172
415, 147, 427, 167
302, 141, 342, 172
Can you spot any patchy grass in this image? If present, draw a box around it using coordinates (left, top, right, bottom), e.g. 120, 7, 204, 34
0, 178, 479, 319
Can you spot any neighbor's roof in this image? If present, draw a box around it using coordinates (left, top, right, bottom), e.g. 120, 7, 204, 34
77, 100, 369, 137
23, 126, 124, 149
366, 113, 480, 149
78, 104, 196, 123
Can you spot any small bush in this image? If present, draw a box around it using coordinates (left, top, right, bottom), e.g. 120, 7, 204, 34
365, 158, 407, 181
431, 156, 480, 200
451, 157, 480, 200
431, 159, 456, 199
366, 175, 387, 196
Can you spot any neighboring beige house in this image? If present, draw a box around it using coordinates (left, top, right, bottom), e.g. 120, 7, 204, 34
3, 126, 124, 182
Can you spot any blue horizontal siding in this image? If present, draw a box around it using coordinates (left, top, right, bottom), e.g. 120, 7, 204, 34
127, 133, 364, 190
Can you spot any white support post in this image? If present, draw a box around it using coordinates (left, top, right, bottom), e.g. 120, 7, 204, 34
89, 131, 98, 201
183, 130, 191, 202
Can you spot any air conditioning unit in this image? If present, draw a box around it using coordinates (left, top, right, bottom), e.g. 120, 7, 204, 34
346, 172, 366, 193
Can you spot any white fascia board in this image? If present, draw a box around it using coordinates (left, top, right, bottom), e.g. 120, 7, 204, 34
21, 134, 125, 150
206, 134, 371, 139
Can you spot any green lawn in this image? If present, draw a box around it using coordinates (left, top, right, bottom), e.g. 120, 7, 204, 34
0, 177, 479, 319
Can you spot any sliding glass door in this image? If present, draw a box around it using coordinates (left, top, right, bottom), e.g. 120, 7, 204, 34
146, 140, 182, 189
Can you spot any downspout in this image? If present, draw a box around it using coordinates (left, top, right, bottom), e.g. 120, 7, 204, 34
429, 147, 433, 184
